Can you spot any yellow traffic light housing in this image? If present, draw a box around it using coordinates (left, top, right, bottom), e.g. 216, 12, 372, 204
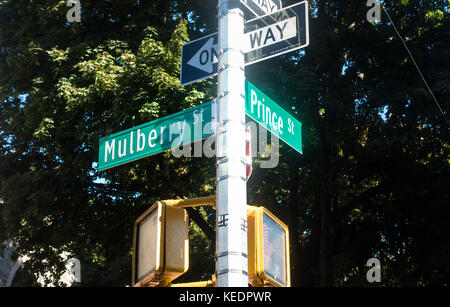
247, 206, 291, 287
131, 196, 290, 287
132, 201, 189, 287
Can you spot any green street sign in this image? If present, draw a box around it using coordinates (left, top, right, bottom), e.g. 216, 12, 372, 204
245, 81, 302, 154
98, 101, 215, 171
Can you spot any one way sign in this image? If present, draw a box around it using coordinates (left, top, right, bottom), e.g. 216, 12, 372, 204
244, 1, 309, 65
244, 16, 297, 53
180, 33, 218, 86
180, 1, 309, 86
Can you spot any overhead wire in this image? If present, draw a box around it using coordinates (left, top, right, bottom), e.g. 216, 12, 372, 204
381, 3, 448, 124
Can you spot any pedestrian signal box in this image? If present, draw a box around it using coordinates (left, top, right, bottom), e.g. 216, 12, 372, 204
132, 201, 189, 287
247, 206, 290, 287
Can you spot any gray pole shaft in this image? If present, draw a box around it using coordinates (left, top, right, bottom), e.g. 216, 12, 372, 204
216, 0, 248, 287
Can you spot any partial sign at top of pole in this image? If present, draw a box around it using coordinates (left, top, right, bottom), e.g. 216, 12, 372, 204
240, 0, 282, 17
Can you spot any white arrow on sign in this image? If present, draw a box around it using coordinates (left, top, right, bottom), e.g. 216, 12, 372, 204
243, 16, 297, 52
187, 37, 218, 74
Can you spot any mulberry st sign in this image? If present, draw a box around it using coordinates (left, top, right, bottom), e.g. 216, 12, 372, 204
98, 101, 215, 171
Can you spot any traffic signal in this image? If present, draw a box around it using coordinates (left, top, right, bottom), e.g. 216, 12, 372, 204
131, 197, 291, 287
247, 206, 290, 287
132, 201, 189, 287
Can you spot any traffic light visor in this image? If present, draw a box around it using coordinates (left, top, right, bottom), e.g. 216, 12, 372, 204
262, 212, 287, 286
132, 201, 189, 287
133, 202, 164, 286
136, 207, 162, 282
247, 206, 290, 287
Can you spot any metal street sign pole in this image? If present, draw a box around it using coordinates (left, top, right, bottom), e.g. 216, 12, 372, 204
216, 0, 248, 287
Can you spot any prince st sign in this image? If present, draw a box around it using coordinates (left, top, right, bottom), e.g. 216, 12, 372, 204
245, 81, 302, 154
